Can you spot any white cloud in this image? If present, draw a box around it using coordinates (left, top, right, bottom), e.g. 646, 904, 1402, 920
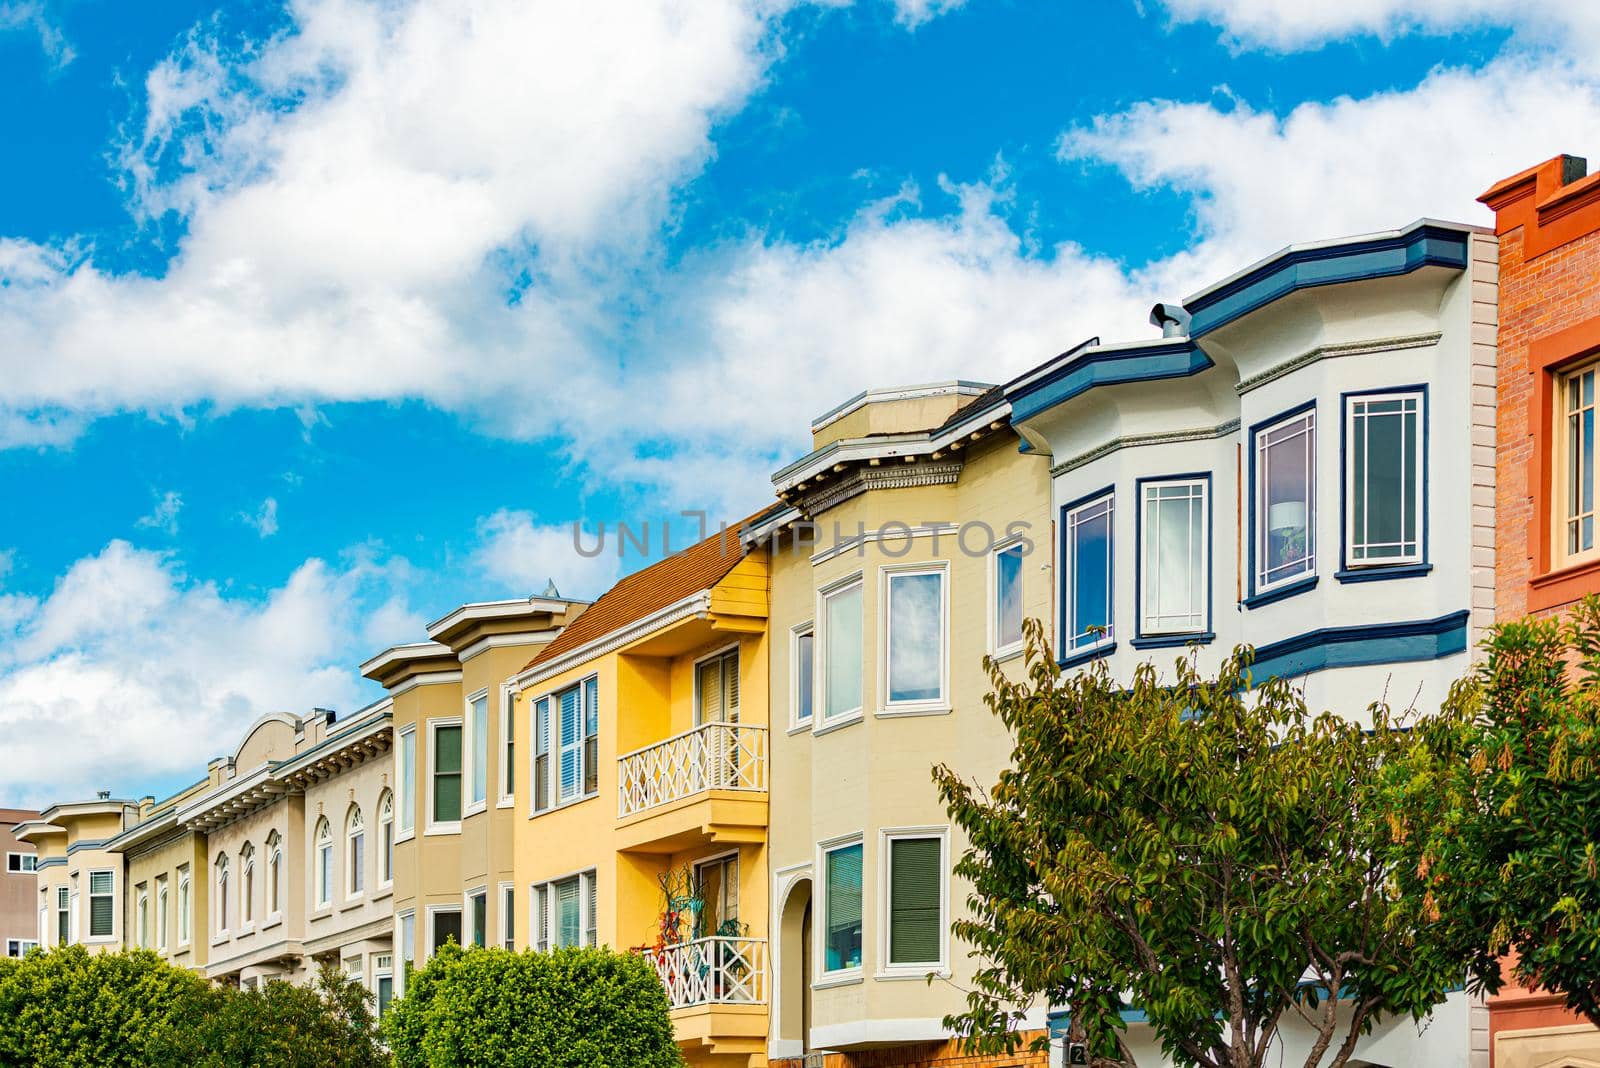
891, 0, 967, 29
135, 490, 183, 536
472, 509, 622, 602
244, 497, 280, 538
0, 2, 74, 70
0, 541, 422, 807
1156, 0, 1600, 52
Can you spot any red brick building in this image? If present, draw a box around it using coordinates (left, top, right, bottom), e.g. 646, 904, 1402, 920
1478, 153, 1600, 1067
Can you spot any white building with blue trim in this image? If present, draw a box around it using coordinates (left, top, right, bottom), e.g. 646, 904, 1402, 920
1006, 218, 1499, 1066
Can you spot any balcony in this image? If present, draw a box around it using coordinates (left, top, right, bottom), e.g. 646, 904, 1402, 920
645, 936, 767, 1008
615, 723, 768, 852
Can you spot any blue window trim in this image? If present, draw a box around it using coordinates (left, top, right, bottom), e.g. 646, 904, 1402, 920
1132, 471, 1215, 648
1249, 609, 1469, 683
1009, 341, 1213, 427
1059, 641, 1117, 670
1059, 485, 1117, 664
1338, 384, 1429, 581
1245, 399, 1319, 607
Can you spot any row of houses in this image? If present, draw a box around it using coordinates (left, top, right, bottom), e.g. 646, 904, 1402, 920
7, 152, 1599, 1068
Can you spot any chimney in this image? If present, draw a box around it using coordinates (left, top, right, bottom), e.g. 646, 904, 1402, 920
1149, 302, 1191, 339
1479, 154, 1599, 260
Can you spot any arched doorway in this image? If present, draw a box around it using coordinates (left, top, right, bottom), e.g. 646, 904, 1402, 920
776, 876, 813, 1051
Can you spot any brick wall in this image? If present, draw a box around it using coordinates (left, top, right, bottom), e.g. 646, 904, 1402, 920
1483, 156, 1600, 621
772, 1034, 1050, 1068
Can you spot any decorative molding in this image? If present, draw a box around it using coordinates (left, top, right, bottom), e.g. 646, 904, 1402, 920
1052, 419, 1240, 476
1250, 609, 1470, 683
797, 461, 964, 518
1234, 333, 1441, 396
388, 670, 463, 697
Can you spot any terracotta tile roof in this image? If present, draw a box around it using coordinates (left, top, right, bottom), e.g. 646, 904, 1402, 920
522, 511, 771, 673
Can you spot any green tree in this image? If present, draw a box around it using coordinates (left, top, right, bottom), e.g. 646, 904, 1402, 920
1384, 595, 1600, 1029
384, 943, 683, 1068
0, 945, 210, 1067
933, 619, 1463, 1068
160, 962, 390, 1068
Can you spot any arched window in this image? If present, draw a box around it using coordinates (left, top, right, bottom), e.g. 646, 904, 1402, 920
347, 806, 366, 897
137, 891, 149, 949
266, 831, 283, 916
314, 818, 333, 909
240, 843, 255, 926
378, 791, 394, 887
157, 881, 169, 950
215, 854, 230, 935
178, 870, 191, 944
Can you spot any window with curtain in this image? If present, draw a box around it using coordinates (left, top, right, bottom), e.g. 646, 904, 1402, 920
993, 542, 1025, 654
1346, 392, 1424, 567
1562, 364, 1599, 563
531, 871, 596, 950
1066, 495, 1114, 653
823, 841, 863, 973
347, 806, 365, 896
432, 723, 463, 825
214, 856, 229, 934
886, 569, 946, 706
470, 693, 489, 808
379, 792, 394, 885
533, 695, 551, 812
315, 819, 333, 908
793, 627, 814, 725
696, 648, 740, 725
240, 843, 254, 925
1255, 408, 1316, 591
1141, 479, 1208, 635
887, 836, 943, 967
822, 582, 863, 722
397, 729, 416, 834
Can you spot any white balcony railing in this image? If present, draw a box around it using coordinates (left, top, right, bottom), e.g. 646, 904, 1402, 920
617, 721, 768, 819
644, 936, 767, 1008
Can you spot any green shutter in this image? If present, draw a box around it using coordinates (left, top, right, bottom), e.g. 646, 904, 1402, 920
889, 837, 941, 966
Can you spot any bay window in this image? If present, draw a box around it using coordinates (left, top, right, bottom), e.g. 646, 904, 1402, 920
1254, 407, 1316, 593
397, 728, 416, 836
1345, 390, 1424, 568
88, 870, 113, 939
820, 579, 864, 723
992, 541, 1025, 656
884, 567, 947, 709
1139, 477, 1209, 637
1064, 493, 1114, 655
468, 692, 489, 811
885, 832, 945, 970
430, 721, 463, 828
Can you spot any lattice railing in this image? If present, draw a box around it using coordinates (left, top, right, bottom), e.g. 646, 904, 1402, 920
617, 722, 768, 818
644, 936, 767, 1008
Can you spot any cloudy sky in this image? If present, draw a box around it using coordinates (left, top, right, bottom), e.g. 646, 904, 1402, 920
0, 0, 1591, 804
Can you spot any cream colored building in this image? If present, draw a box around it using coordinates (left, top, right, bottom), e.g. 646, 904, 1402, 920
361, 596, 584, 994
750, 383, 1054, 1066
16, 796, 138, 956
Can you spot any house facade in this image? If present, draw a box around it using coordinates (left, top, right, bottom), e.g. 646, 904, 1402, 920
1006, 218, 1498, 1066
752, 383, 1055, 1067
16, 798, 136, 958
1477, 154, 1600, 1067
1, 809, 40, 958
508, 523, 773, 1068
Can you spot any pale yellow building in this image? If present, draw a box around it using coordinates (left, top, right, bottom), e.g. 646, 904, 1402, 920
16, 796, 139, 956
509, 523, 773, 1067
750, 383, 1054, 1066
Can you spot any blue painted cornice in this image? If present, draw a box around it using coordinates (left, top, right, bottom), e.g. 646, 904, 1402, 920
1007, 339, 1213, 427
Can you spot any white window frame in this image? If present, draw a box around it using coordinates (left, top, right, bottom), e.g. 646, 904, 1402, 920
1254, 407, 1318, 594
498, 685, 516, 808
136, 888, 149, 949
465, 688, 491, 817
397, 909, 415, 996
1558, 360, 1600, 567
426, 716, 465, 835
989, 538, 1027, 659
396, 726, 417, 841
156, 876, 169, 950
879, 563, 950, 716
815, 831, 866, 985
265, 832, 283, 922
1139, 477, 1210, 637
378, 792, 394, 890
239, 844, 255, 931
425, 904, 464, 963
465, 886, 489, 948
530, 868, 597, 952
530, 693, 553, 816
313, 818, 334, 911
68, 888, 79, 945
499, 881, 516, 951
1065, 493, 1115, 654
87, 869, 114, 942
6, 852, 37, 873
346, 805, 366, 900
177, 869, 191, 947
55, 885, 69, 947
6, 938, 38, 957
1344, 390, 1425, 568
876, 826, 950, 979
693, 642, 742, 727
213, 855, 230, 942
816, 572, 865, 732
789, 621, 815, 733
533, 675, 600, 812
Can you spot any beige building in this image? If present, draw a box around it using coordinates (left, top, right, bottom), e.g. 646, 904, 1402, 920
2, 808, 40, 958
751, 382, 1054, 1066
361, 596, 585, 994
16, 796, 138, 956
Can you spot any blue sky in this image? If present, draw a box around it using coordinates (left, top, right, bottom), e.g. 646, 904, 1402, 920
0, 0, 1593, 803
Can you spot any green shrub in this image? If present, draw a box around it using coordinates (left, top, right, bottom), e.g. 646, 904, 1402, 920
384, 944, 683, 1068
0, 945, 210, 1067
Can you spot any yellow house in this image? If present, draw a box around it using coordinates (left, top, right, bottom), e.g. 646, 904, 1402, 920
510, 521, 773, 1068
15, 796, 141, 957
